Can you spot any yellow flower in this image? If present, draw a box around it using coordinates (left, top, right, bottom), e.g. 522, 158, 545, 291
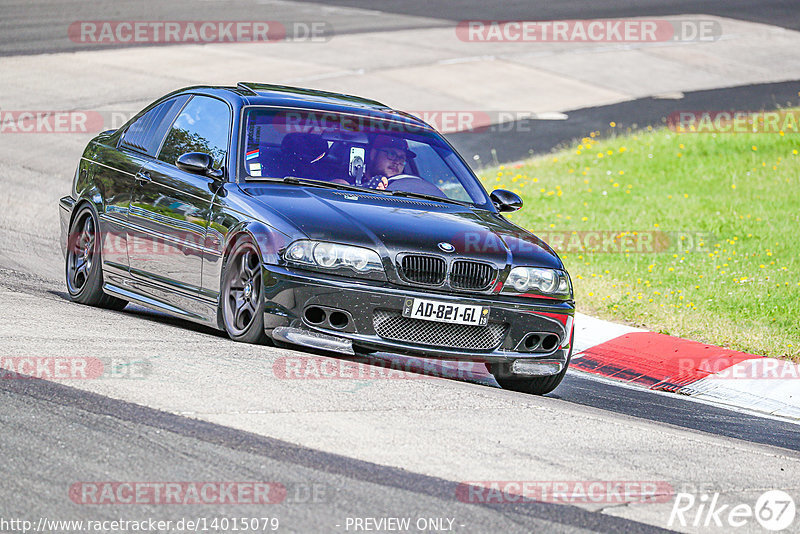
752, 145, 757, 151
610, 121, 616, 127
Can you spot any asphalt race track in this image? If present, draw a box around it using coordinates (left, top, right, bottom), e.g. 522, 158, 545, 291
4, 0, 800, 55
1, 1, 799, 533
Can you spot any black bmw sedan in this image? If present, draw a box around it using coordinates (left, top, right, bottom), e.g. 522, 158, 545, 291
59, 82, 575, 394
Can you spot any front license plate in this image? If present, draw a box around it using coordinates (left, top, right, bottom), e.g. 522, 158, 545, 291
402, 298, 489, 326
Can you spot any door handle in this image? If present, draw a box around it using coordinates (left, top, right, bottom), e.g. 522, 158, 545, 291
135, 170, 151, 183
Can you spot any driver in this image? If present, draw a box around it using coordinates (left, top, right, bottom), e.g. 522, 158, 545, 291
364, 135, 416, 190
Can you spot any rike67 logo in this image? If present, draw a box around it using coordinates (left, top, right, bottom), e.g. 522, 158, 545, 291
669, 490, 795, 531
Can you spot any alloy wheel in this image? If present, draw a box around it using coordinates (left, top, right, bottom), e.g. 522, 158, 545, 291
66, 213, 95, 294
223, 244, 263, 337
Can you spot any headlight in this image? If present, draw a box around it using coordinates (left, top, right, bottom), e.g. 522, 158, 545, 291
503, 267, 571, 298
284, 240, 384, 275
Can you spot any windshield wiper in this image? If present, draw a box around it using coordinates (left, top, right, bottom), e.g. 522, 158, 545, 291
281, 176, 360, 191
281, 176, 388, 194
386, 189, 470, 207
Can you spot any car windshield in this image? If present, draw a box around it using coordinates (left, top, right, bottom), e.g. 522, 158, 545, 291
240, 107, 490, 207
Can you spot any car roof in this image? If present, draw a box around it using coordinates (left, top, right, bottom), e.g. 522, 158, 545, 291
174, 83, 433, 131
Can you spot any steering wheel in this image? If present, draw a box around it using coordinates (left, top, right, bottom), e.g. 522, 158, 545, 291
385, 175, 447, 198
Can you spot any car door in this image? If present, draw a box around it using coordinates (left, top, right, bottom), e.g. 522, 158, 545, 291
127, 95, 232, 298
96, 97, 186, 275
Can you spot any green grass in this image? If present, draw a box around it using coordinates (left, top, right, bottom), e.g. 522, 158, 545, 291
478, 125, 800, 360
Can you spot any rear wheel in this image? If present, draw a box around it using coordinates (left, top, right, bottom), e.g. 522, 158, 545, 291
65, 204, 127, 310
221, 238, 268, 344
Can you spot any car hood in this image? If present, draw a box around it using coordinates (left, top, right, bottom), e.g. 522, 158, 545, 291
241, 184, 563, 270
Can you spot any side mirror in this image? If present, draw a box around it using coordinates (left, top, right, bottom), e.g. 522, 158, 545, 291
490, 189, 523, 212
176, 152, 224, 180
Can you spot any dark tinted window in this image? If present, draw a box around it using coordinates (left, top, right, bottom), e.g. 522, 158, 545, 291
120, 96, 188, 156
158, 96, 231, 169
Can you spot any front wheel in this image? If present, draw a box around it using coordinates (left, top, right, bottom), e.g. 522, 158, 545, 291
490, 335, 573, 395
490, 361, 570, 395
65, 204, 127, 310
220, 237, 268, 344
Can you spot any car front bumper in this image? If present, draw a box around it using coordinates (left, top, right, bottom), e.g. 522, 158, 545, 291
261, 264, 574, 370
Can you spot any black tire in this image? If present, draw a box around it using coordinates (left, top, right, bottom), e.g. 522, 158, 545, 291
65, 204, 127, 310
490, 334, 574, 395
492, 361, 569, 395
220, 237, 268, 344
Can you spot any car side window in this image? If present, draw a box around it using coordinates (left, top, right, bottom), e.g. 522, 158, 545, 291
158, 95, 231, 169
119, 95, 189, 156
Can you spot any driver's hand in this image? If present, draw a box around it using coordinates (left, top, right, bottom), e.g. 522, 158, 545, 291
365, 175, 389, 190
